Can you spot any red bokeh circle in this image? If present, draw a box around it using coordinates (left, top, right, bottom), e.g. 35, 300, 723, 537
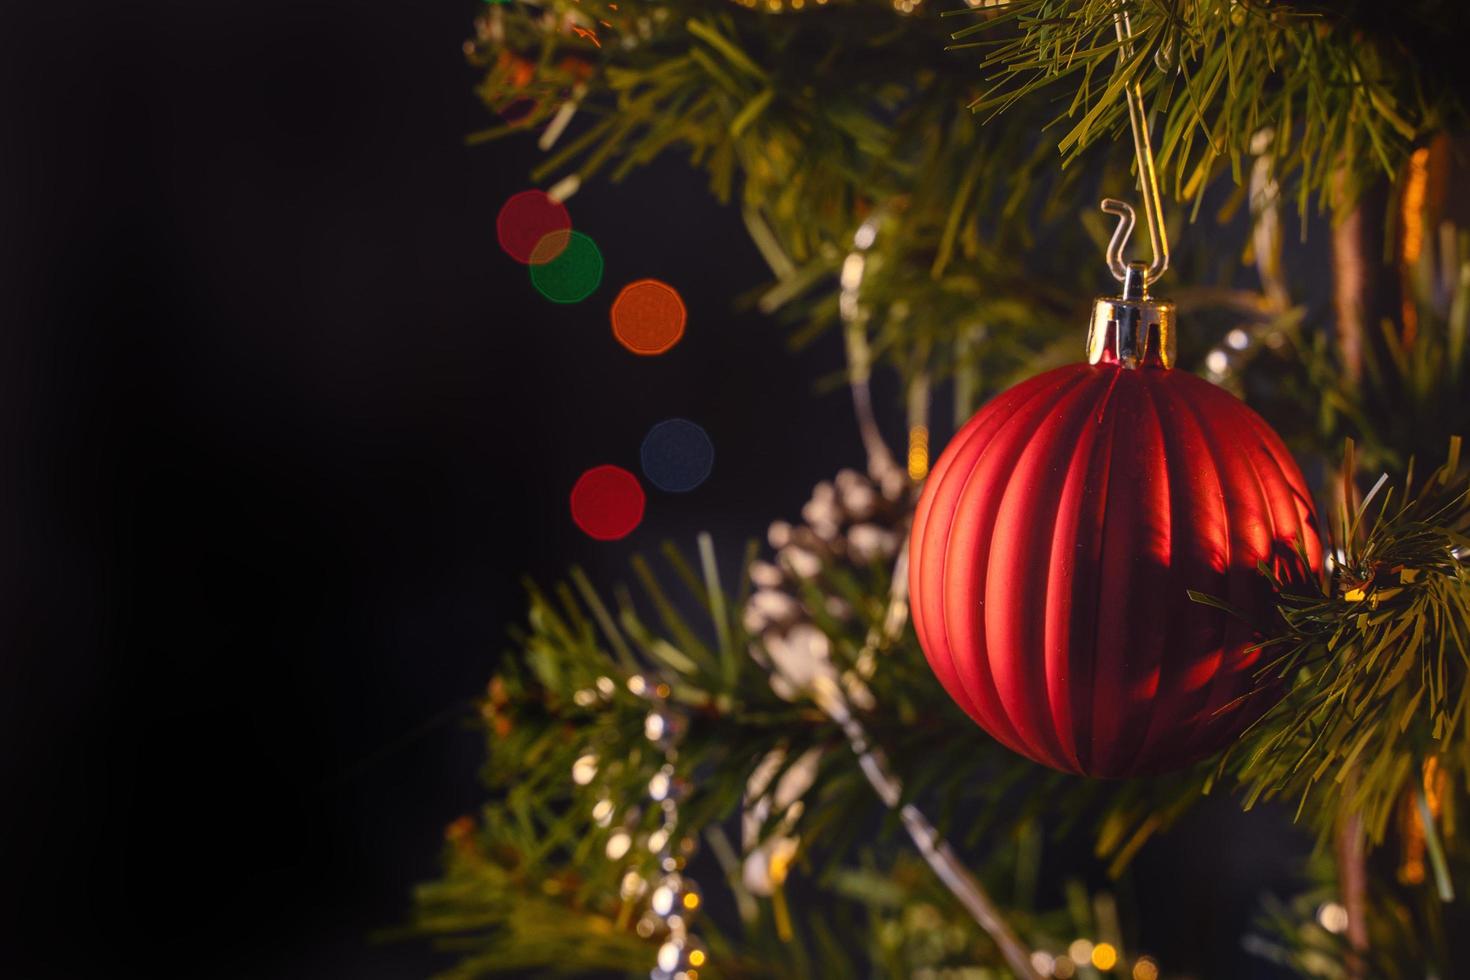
570, 465, 646, 541
497, 190, 572, 265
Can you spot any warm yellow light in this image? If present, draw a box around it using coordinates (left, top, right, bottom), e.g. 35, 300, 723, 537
907, 425, 930, 481
1132, 957, 1159, 980
688, 949, 706, 967
1399, 146, 1430, 345
657, 941, 681, 973
768, 837, 799, 886
1317, 902, 1349, 934
1092, 943, 1118, 970
1401, 147, 1429, 265
572, 753, 599, 785
604, 831, 631, 860
1425, 755, 1445, 811
683, 892, 700, 910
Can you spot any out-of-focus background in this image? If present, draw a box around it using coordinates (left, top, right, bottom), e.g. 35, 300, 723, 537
1, 2, 1308, 975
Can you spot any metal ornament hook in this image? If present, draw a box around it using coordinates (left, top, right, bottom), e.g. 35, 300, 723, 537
1087, 10, 1173, 369
1100, 198, 1137, 287
1100, 5, 1169, 288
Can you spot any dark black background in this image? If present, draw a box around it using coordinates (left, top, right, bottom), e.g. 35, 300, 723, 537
2, 2, 1309, 977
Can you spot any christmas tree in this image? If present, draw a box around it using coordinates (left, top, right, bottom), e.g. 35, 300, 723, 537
417, 1, 1470, 976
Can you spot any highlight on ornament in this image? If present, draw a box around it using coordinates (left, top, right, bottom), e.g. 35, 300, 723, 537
530, 230, 603, 304
611, 278, 687, 355
569, 464, 645, 540
496, 189, 572, 265
640, 418, 714, 493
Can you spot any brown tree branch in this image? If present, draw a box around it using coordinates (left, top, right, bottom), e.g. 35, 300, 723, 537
1335, 785, 1370, 978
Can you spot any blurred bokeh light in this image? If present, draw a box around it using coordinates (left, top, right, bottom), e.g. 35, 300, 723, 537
531, 230, 603, 303
570, 464, 645, 540
496, 189, 571, 264
611, 278, 686, 354
640, 419, 714, 492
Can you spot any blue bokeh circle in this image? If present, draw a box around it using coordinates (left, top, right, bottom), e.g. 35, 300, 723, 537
640, 419, 714, 493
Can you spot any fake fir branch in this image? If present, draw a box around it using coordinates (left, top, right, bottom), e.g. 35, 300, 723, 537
959, 0, 1466, 212
1217, 437, 1470, 846
1211, 206, 1470, 853
468, 0, 1140, 390
1214, 439, 1470, 848
468, 0, 1468, 404
418, 534, 1192, 977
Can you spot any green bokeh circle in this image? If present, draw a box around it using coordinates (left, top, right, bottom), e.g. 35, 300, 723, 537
530, 231, 603, 304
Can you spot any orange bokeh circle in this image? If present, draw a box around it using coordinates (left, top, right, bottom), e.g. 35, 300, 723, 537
610, 279, 686, 355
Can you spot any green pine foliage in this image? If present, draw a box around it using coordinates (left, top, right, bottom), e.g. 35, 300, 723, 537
415, 533, 1207, 975
1211, 440, 1470, 843
958, 0, 1464, 212
468, 0, 1137, 391
1202, 258, 1470, 853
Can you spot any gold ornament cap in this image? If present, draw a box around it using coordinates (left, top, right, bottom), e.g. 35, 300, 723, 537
1087, 261, 1175, 369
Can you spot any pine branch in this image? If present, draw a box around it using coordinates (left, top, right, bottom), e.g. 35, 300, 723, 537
957, 0, 1464, 211
1220, 437, 1470, 845
467, 0, 1130, 386
822, 691, 1039, 977
417, 524, 1214, 976
794, 530, 1038, 976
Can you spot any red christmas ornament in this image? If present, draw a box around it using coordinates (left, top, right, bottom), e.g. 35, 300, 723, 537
909, 273, 1322, 777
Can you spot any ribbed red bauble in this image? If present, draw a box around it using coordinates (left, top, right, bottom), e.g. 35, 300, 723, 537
909, 271, 1322, 777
